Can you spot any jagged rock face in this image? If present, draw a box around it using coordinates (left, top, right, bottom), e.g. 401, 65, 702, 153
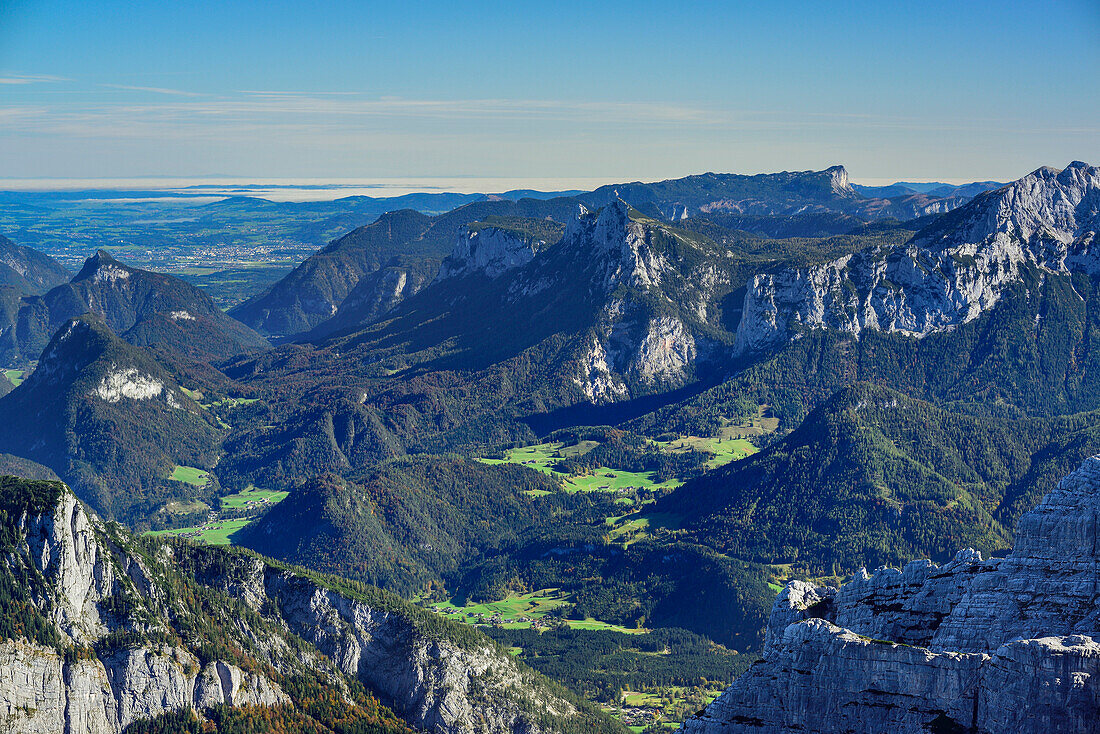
733, 161, 1100, 355
575, 311, 700, 402
265, 572, 575, 734
438, 226, 542, 280
566, 201, 670, 291
0, 640, 287, 734
0, 485, 600, 734
682, 454, 1100, 734
0, 492, 287, 734
537, 202, 724, 403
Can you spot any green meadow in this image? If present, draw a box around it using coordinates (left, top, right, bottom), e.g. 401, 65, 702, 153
427, 589, 645, 634
480, 442, 680, 494
169, 465, 210, 486
218, 484, 288, 510
145, 485, 287, 546
148, 518, 251, 546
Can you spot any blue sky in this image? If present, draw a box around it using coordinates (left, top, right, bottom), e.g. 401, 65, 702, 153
1, 0, 1097, 184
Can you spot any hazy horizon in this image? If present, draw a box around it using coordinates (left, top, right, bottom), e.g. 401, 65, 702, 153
2, 0, 1097, 182
0, 170, 1035, 203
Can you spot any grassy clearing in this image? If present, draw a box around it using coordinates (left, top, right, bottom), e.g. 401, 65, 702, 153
145, 485, 288, 546
169, 465, 210, 487
656, 435, 756, 470
480, 409, 774, 495
162, 499, 209, 515
425, 589, 645, 634
480, 443, 679, 494
219, 484, 288, 510
605, 511, 682, 545
148, 518, 251, 545
181, 386, 259, 409
3, 369, 25, 387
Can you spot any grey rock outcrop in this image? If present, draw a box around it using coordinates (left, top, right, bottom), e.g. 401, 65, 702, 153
543, 202, 727, 402
734, 161, 1100, 355
437, 225, 543, 280
0, 486, 609, 734
0, 492, 287, 734
682, 454, 1100, 734
263, 571, 576, 733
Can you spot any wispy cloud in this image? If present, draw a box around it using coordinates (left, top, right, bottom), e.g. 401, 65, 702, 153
239, 90, 362, 97
0, 73, 69, 85
1, 93, 1096, 151
100, 84, 202, 97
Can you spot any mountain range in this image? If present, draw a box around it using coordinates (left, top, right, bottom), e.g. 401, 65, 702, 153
0, 162, 1096, 731
231, 166, 995, 340
0, 249, 269, 366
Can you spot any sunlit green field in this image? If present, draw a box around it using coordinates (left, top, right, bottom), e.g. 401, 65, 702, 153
477, 431, 761, 499
655, 435, 757, 469
3, 369, 25, 387
169, 465, 210, 486
426, 589, 646, 634
145, 485, 287, 545
219, 485, 288, 509
605, 511, 682, 544
148, 518, 251, 545
480, 442, 680, 494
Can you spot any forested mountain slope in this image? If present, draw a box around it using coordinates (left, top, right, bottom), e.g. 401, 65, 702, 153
0, 234, 70, 294
0, 315, 223, 522
656, 383, 1100, 574
0, 249, 269, 366
0, 476, 621, 733
230, 197, 580, 337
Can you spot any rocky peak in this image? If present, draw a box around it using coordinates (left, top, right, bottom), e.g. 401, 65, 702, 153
684, 453, 1100, 733
559, 199, 668, 290
436, 224, 541, 281
825, 164, 852, 194
917, 160, 1099, 254
21, 315, 182, 413
732, 161, 1100, 355
73, 249, 133, 284
31, 316, 111, 386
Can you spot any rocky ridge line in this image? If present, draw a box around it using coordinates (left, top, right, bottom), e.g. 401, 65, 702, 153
681, 454, 1100, 734
733, 161, 1100, 356
0, 482, 610, 734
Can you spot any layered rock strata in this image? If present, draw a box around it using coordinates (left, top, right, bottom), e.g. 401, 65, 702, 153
683, 455, 1100, 734
734, 161, 1100, 355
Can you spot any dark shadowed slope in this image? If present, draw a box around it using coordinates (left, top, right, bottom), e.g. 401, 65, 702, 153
0, 234, 70, 294
0, 315, 223, 522
1, 249, 269, 366
230, 197, 581, 337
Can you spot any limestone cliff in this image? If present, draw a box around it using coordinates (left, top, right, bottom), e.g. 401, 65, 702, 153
0, 479, 622, 734
734, 161, 1100, 355
519, 201, 729, 403
681, 455, 1100, 734
193, 555, 598, 734
437, 225, 543, 281
0, 490, 288, 734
